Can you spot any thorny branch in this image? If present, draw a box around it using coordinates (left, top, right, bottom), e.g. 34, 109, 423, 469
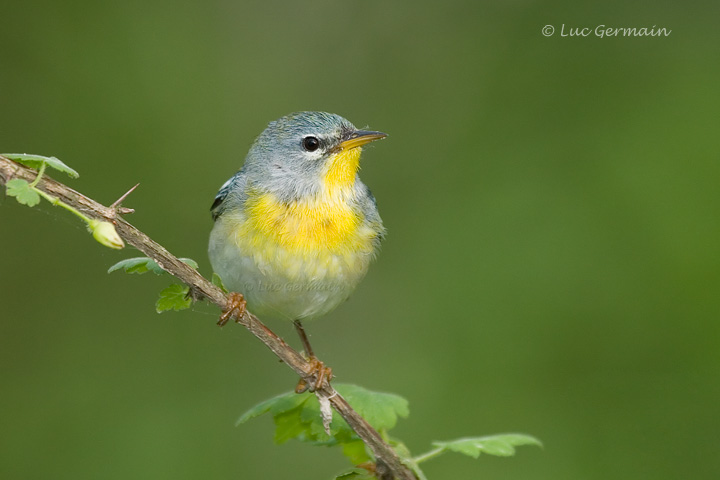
0, 155, 415, 480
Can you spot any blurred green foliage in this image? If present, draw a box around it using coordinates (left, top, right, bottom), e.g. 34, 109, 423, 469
1, 1, 719, 479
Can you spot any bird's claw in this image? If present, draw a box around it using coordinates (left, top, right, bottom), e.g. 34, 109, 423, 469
218, 292, 247, 326
295, 357, 333, 393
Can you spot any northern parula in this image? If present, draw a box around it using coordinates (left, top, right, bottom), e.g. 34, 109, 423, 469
208, 112, 386, 368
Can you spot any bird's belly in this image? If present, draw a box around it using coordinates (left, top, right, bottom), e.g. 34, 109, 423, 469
209, 213, 377, 321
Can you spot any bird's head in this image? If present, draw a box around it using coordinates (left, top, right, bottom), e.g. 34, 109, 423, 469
246, 111, 386, 199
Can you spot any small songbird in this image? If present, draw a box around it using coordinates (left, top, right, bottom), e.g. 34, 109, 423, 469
208, 112, 386, 388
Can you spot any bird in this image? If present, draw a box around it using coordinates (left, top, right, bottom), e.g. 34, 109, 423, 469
208, 111, 386, 390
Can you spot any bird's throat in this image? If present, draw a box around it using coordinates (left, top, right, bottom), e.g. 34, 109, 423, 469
323, 147, 361, 194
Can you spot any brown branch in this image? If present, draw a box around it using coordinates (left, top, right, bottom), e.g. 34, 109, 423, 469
0, 155, 415, 480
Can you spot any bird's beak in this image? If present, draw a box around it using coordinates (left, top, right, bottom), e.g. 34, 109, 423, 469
338, 130, 388, 151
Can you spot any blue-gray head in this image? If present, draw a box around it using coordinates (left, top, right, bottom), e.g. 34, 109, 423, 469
211, 112, 386, 217
243, 111, 386, 200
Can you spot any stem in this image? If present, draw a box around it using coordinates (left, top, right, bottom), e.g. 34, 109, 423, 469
413, 447, 445, 464
29, 161, 94, 225
29, 161, 46, 187
34, 187, 93, 224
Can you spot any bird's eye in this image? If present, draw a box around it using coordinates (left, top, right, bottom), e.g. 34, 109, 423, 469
302, 136, 320, 152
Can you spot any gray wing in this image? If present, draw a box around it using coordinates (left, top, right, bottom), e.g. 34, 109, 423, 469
211, 169, 249, 221
356, 181, 386, 244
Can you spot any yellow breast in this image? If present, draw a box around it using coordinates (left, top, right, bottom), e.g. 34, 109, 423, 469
235, 189, 377, 259
223, 146, 380, 282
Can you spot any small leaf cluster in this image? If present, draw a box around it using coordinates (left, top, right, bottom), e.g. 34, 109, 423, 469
3, 153, 77, 207
108, 257, 199, 313
3, 153, 124, 249
108, 257, 198, 275
238, 384, 540, 479
239, 384, 408, 466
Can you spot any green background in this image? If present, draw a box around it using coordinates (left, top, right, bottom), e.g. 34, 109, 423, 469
1, 1, 718, 479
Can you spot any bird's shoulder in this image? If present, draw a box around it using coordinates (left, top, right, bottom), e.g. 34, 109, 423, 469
211, 169, 249, 220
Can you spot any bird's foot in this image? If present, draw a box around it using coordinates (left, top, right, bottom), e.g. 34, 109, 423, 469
295, 357, 333, 393
218, 292, 247, 326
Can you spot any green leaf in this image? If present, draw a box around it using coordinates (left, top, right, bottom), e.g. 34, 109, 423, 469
237, 391, 310, 425
155, 284, 192, 313
180, 258, 199, 269
212, 272, 228, 292
334, 468, 376, 480
389, 439, 413, 462
341, 440, 371, 465
337, 384, 409, 432
108, 257, 163, 274
273, 405, 310, 444
237, 384, 409, 456
431, 433, 542, 459
6, 179, 41, 207
3, 153, 79, 178
108, 257, 198, 275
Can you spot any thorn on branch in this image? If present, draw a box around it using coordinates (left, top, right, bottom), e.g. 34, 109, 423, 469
110, 183, 140, 215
